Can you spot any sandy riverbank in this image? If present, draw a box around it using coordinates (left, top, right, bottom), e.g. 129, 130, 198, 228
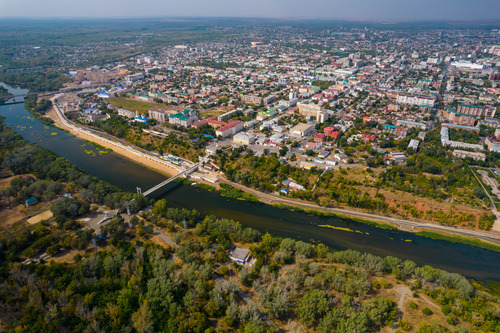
45, 107, 178, 178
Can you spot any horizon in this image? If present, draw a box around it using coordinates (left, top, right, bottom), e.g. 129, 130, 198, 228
1, 0, 500, 21
0, 16, 499, 25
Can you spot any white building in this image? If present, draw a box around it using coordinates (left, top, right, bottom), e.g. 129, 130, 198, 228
233, 133, 255, 145
290, 123, 314, 137
396, 93, 436, 107
408, 139, 420, 151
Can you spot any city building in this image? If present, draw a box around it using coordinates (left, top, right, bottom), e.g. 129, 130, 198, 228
117, 108, 136, 119
396, 93, 436, 107
169, 109, 199, 127
334, 153, 349, 163
290, 123, 314, 137
452, 150, 486, 161
300, 161, 315, 170
408, 139, 420, 151
193, 117, 243, 138
385, 152, 407, 164
485, 136, 500, 152
314, 133, 327, 143
148, 109, 169, 123
233, 133, 255, 145
456, 104, 496, 118
443, 106, 477, 126
396, 120, 427, 130
125, 73, 145, 84
241, 95, 262, 104
297, 101, 329, 123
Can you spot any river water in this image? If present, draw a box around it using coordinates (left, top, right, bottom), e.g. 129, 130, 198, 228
1, 84, 499, 281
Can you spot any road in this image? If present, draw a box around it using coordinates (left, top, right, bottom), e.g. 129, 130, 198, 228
50, 96, 186, 174
389, 286, 411, 333
153, 228, 178, 248
220, 178, 500, 245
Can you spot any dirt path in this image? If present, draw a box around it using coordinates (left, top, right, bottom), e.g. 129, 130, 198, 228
390, 286, 411, 333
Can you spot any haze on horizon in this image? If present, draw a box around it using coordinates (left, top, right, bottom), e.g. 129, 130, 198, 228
1, 0, 499, 21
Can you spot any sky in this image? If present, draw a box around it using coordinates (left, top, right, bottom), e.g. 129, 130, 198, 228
0, 0, 499, 21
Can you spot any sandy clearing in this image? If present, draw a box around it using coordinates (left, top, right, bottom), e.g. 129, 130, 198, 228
45, 107, 178, 178
27, 209, 53, 224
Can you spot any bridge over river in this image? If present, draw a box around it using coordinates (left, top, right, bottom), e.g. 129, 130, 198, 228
141, 163, 200, 196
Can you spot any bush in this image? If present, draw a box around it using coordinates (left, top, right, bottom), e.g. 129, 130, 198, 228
409, 301, 418, 310
399, 319, 412, 332
422, 307, 433, 316
446, 316, 457, 325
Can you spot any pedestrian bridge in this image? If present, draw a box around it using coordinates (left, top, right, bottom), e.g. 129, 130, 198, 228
141, 163, 200, 197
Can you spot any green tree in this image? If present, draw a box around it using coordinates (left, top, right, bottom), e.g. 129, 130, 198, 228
132, 300, 154, 333
296, 289, 329, 326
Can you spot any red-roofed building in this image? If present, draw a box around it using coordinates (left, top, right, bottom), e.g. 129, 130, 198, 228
361, 134, 376, 142
324, 126, 335, 134
264, 142, 282, 148
324, 127, 340, 139
192, 117, 244, 138
314, 133, 327, 142
306, 142, 321, 150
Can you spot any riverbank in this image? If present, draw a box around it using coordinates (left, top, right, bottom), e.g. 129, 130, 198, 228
41, 96, 500, 250
415, 230, 500, 254
45, 105, 178, 178
216, 177, 500, 247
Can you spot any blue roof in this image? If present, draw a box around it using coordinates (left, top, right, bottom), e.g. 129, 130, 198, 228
86, 108, 98, 112
135, 115, 148, 122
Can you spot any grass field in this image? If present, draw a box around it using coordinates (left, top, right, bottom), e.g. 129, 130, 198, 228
107, 97, 169, 115
200, 107, 230, 118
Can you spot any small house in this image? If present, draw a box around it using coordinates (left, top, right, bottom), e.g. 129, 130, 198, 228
25, 197, 38, 207
229, 247, 250, 264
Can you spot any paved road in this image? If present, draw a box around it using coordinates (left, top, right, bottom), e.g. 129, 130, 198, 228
50, 97, 185, 174
153, 228, 178, 248
220, 178, 500, 245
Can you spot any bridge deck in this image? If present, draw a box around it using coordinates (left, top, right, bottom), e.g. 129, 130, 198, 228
142, 163, 199, 196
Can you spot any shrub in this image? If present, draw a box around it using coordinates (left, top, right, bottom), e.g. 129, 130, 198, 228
422, 307, 433, 316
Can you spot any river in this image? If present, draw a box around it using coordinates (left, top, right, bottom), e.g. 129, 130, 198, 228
1, 84, 499, 281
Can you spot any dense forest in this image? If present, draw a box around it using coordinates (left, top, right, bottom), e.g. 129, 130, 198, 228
0, 71, 71, 93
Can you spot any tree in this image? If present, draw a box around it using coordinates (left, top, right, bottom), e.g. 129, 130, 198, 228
132, 300, 154, 333
296, 289, 329, 326
152, 199, 168, 216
